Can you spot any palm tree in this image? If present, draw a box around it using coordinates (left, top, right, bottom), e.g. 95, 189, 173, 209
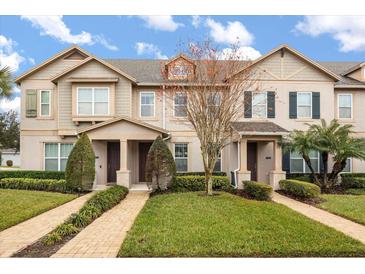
281, 130, 321, 186
0, 65, 13, 99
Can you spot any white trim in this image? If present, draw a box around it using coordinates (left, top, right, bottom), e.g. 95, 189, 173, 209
337, 93, 353, 120
290, 150, 319, 173
173, 92, 187, 118
39, 90, 51, 117
297, 92, 312, 119
252, 91, 267, 119
174, 143, 189, 172
140, 91, 155, 118
76, 87, 110, 116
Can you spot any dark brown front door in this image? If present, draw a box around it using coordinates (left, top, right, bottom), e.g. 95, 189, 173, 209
107, 142, 120, 183
139, 142, 152, 182
247, 142, 258, 181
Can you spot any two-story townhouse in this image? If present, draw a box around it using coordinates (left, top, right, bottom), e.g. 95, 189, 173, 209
15, 44, 365, 190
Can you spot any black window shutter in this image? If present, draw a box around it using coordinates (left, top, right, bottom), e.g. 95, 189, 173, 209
289, 92, 297, 119
244, 91, 252, 118
267, 91, 275, 118
312, 92, 320, 119
282, 151, 290, 173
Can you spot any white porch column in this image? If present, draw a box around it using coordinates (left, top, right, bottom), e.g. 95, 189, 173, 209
116, 139, 131, 188
269, 139, 286, 190
237, 137, 251, 189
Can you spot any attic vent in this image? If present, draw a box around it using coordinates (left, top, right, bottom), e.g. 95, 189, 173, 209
64, 50, 88, 60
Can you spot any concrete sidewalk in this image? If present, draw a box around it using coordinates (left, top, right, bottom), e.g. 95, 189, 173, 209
0, 192, 94, 258
272, 192, 365, 244
52, 191, 149, 258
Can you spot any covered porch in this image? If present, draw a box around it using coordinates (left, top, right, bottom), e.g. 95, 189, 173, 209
77, 116, 169, 189
231, 122, 288, 190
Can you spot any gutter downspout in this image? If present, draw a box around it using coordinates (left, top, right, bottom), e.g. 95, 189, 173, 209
162, 85, 166, 130
233, 139, 240, 189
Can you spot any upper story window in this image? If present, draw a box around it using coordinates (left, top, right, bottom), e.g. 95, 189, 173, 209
77, 87, 109, 116
252, 92, 267, 118
171, 65, 190, 77
174, 93, 187, 117
44, 143, 73, 171
140, 92, 155, 117
40, 90, 51, 117
297, 92, 312, 118
338, 94, 352, 119
290, 150, 319, 173
174, 143, 188, 172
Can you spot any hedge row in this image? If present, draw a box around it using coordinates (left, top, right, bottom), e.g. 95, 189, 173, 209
43, 185, 129, 245
243, 181, 273, 201
0, 170, 65, 180
279, 179, 320, 199
171, 175, 231, 192
344, 188, 365, 195
0, 178, 68, 193
175, 172, 227, 177
341, 174, 365, 189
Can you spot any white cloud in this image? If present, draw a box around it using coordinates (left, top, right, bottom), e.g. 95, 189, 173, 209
138, 16, 183, 32
21, 16, 118, 51
135, 42, 168, 59
28, 57, 36, 65
191, 15, 201, 28
218, 46, 261, 60
0, 35, 25, 72
205, 18, 254, 46
0, 96, 20, 113
295, 16, 365, 52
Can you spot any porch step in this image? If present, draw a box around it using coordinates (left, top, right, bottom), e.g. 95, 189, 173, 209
130, 184, 150, 192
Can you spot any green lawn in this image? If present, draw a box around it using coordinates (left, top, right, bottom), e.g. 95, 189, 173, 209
118, 192, 365, 257
0, 189, 76, 231
318, 194, 365, 225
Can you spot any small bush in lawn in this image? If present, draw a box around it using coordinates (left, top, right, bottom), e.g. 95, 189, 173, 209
43, 185, 128, 245
6, 160, 13, 167
344, 188, 365, 195
65, 133, 95, 192
0, 178, 68, 192
171, 175, 231, 192
243, 181, 273, 201
279, 179, 320, 199
145, 136, 176, 191
0, 170, 65, 180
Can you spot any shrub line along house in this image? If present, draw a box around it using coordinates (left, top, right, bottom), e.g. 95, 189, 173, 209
15, 44, 365, 190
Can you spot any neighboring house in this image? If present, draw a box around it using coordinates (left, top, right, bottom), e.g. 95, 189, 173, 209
15, 44, 365, 190
1, 148, 20, 167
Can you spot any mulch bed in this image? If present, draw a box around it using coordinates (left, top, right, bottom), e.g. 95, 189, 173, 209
276, 190, 324, 206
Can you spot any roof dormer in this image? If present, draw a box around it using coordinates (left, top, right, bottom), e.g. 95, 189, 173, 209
342, 62, 365, 82
165, 54, 195, 81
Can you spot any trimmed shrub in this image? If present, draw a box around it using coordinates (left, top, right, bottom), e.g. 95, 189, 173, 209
6, 160, 13, 167
65, 133, 95, 192
0, 170, 65, 180
243, 181, 273, 201
145, 136, 176, 191
344, 188, 365, 195
171, 175, 231, 192
279, 179, 320, 199
0, 178, 68, 192
43, 185, 128, 245
175, 171, 226, 177
286, 173, 313, 183
341, 174, 365, 189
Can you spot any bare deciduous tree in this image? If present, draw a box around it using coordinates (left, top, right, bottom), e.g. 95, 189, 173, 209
160, 41, 258, 195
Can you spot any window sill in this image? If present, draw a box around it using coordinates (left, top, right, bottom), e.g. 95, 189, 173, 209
139, 117, 159, 121
36, 116, 54, 120
294, 118, 314, 122
72, 116, 114, 122
338, 119, 355, 123
170, 117, 188, 121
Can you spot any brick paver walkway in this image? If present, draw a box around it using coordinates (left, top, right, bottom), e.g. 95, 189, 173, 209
273, 192, 365, 244
0, 192, 94, 257
52, 191, 149, 258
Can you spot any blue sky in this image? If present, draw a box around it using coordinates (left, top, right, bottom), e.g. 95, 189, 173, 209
1, 15, 365, 112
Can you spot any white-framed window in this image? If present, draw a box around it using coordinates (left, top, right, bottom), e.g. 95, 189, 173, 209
342, 158, 352, 173
174, 92, 187, 117
174, 143, 188, 172
140, 92, 155, 117
290, 150, 319, 173
297, 92, 312, 118
77, 87, 109, 116
44, 143, 73, 171
213, 151, 222, 172
40, 90, 51, 117
252, 92, 267, 118
338, 94, 352, 119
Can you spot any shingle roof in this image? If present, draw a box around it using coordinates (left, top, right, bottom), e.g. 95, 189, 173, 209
103, 59, 365, 87
231, 121, 288, 134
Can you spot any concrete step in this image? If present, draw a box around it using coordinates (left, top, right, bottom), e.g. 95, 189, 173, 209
130, 184, 150, 192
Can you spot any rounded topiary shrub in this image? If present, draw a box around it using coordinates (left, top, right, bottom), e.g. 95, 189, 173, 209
65, 133, 95, 192
279, 179, 320, 199
243, 181, 273, 201
6, 160, 13, 167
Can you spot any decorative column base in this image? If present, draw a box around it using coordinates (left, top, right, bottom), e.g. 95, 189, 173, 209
269, 170, 286, 190
116, 169, 131, 189
236, 170, 251, 189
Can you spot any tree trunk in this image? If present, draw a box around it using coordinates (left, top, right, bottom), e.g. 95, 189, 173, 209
328, 160, 347, 191
303, 155, 321, 186
322, 152, 329, 191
